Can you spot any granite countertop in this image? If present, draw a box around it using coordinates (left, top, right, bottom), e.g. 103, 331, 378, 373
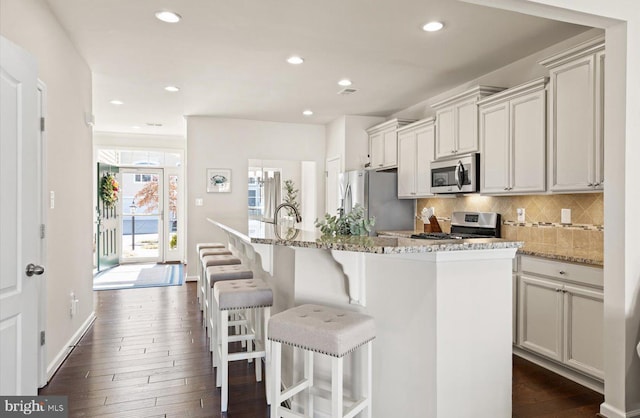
377, 230, 603, 266
516, 250, 603, 267
208, 219, 522, 255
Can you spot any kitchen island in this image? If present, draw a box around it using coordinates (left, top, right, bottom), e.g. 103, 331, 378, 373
208, 219, 522, 418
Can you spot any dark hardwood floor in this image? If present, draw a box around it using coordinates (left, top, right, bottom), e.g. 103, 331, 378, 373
40, 282, 603, 417
512, 356, 603, 417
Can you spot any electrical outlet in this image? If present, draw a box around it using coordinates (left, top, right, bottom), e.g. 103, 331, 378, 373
195, 198, 203, 207
561, 208, 572, 224
516, 208, 525, 223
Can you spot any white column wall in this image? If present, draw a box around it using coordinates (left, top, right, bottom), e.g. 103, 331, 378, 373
463, 1, 640, 416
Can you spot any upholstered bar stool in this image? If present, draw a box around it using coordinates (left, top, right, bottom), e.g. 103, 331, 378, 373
195, 242, 227, 307
213, 278, 273, 412
206, 265, 254, 349
199, 254, 241, 327
198, 247, 232, 309
269, 304, 376, 418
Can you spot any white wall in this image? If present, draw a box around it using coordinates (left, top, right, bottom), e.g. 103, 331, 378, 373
325, 115, 386, 172
0, 0, 94, 376
186, 116, 325, 277
325, 116, 346, 171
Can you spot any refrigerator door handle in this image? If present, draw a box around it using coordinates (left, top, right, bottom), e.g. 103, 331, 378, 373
344, 183, 352, 213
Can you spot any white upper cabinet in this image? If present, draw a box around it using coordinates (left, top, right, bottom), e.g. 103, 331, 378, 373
397, 118, 435, 199
367, 119, 414, 170
432, 85, 504, 160
479, 78, 547, 194
540, 36, 605, 192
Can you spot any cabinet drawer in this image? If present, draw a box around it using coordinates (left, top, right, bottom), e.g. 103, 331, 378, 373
520, 255, 603, 288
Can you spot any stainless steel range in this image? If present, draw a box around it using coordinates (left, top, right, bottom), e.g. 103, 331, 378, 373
411, 211, 501, 240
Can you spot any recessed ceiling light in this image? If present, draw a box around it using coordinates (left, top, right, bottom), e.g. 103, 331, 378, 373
155, 11, 181, 23
338, 79, 352, 87
164, 85, 180, 92
110, 100, 124, 105
132, 126, 141, 130
422, 21, 444, 32
302, 110, 313, 116
287, 56, 304, 65
146, 122, 163, 127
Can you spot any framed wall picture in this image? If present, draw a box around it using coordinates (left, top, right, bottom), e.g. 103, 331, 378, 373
207, 168, 231, 193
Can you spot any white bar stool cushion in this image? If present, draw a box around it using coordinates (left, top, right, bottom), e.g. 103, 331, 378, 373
214, 279, 273, 310
196, 242, 226, 252
268, 304, 375, 357
201, 254, 241, 268
200, 247, 232, 258
206, 265, 253, 283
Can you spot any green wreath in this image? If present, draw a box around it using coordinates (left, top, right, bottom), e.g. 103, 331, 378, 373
100, 173, 119, 208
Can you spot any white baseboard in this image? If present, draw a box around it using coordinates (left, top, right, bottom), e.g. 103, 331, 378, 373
46, 312, 96, 382
186, 275, 198, 282
600, 403, 640, 418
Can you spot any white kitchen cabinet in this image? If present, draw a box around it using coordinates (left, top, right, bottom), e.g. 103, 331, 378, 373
367, 119, 414, 170
540, 36, 605, 192
479, 78, 547, 194
563, 283, 604, 378
369, 131, 384, 169
516, 255, 604, 380
432, 85, 504, 160
518, 274, 564, 362
397, 118, 435, 198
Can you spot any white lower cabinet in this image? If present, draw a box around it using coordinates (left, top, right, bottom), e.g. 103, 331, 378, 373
516, 255, 604, 380
563, 284, 604, 379
518, 275, 564, 362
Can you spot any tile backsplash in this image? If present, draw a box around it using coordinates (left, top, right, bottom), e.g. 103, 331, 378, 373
417, 193, 603, 263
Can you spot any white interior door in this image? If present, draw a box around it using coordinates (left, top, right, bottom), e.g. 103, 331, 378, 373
325, 156, 341, 216
0, 36, 41, 395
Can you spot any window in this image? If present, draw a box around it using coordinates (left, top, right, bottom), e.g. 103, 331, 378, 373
134, 174, 153, 183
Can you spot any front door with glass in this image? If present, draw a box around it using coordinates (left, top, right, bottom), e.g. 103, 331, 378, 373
119, 168, 164, 263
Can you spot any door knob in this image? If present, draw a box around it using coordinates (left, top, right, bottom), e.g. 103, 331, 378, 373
25, 263, 45, 277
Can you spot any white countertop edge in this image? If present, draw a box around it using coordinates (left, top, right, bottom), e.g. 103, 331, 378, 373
207, 218, 251, 244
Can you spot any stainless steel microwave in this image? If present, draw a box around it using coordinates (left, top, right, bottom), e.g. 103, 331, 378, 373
430, 153, 480, 194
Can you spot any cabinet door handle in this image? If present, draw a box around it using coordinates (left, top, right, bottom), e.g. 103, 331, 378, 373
504, 187, 509, 191
556, 288, 562, 292
587, 183, 594, 187
559, 270, 566, 275
593, 182, 600, 187
378, 164, 383, 167
451, 150, 456, 154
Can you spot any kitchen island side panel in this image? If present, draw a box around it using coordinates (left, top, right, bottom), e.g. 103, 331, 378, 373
436, 256, 513, 418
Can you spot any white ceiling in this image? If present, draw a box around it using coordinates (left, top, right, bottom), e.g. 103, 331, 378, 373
45, 0, 588, 136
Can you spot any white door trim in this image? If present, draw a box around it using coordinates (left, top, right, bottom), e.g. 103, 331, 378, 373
36, 79, 47, 388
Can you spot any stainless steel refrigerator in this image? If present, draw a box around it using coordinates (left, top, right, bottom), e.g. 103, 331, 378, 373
338, 170, 415, 234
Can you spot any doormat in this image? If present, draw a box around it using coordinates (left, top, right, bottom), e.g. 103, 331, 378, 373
93, 263, 184, 291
